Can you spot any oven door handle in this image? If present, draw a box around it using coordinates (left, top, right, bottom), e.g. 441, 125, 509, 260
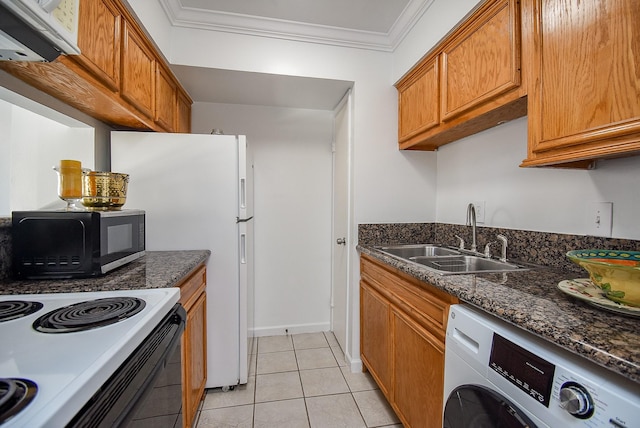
66, 304, 186, 428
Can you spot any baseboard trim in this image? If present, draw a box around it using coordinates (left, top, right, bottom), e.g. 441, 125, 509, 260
345, 350, 363, 373
252, 322, 331, 337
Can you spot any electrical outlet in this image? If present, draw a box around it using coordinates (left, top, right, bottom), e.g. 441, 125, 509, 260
586, 202, 612, 237
474, 201, 486, 224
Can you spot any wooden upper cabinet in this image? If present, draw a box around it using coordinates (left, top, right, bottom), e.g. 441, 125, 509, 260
73, 0, 121, 91
176, 89, 193, 134
441, 0, 520, 121
121, 20, 156, 119
155, 63, 177, 131
521, 0, 640, 167
0, 0, 191, 133
395, 0, 526, 151
398, 57, 439, 143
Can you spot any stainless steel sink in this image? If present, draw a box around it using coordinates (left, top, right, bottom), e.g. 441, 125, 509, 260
377, 244, 460, 259
409, 255, 524, 274
376, 244, 527, 275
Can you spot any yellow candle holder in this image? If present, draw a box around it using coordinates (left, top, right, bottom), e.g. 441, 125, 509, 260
53, 160, 84, 211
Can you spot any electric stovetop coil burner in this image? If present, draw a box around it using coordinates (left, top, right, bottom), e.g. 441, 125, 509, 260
33, 297, 146, 333
0, 289, 180, 427
0, 378, 37, 425
0, 301, 43, 323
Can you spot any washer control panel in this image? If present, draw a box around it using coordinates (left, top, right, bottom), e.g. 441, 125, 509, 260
490, 333, 555, 407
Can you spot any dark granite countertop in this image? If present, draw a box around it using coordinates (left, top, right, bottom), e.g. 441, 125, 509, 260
358, 245, 640, 385
0, 250, 210, 294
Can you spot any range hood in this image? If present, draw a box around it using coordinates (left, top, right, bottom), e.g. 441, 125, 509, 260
0, 0, 80, 62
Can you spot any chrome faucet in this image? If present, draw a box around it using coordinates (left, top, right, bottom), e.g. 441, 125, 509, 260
497, 234, 508, 262
466, 203, 477, 253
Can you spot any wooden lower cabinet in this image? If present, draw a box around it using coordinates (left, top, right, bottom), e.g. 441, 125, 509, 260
360, 283, 392, 396
178, 264, 207, 428
392, 309, 445, 428
360, 254, 458, 428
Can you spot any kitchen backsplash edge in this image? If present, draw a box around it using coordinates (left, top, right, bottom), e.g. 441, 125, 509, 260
358, 222, 640, 274
3, 219, 640, 279
0, 218, 11, 281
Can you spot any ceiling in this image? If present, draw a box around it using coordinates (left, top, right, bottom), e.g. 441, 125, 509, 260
160, 0, 432, 110
160, 0, 429, 51
178, 0, 410, 33
171, 66, 353, 111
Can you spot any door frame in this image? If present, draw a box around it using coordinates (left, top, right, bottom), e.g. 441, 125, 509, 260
330, 88, 354, 357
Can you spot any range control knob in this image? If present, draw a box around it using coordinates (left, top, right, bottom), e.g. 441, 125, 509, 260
559, 382, 594, 419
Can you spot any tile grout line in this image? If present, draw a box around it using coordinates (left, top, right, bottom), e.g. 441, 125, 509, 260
291, 334, 313, 427
199, 333, 382, 428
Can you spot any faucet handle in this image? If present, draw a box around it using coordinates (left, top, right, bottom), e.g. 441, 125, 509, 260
484, 241, 495, 258
454, 235, 465, 250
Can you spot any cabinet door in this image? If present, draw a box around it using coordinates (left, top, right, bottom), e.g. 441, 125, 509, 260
524, 0, 640, 166
75, 0, 121, 91
176, 89, 192, 133
155, 63, 177, 131
398, 57, 440, 143
183, 291, 207, 428
441, 0, 520, 121
392, 308, 445, 428
121, 20, 155, 118
360, 282, 392, 396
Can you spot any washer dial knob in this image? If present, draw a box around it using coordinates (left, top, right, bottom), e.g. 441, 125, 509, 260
559, 382, 594, 419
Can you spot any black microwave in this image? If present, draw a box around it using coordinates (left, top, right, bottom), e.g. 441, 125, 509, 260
11, 210, 145, 279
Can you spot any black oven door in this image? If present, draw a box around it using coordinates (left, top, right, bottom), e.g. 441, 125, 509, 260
66, 304, 186, 428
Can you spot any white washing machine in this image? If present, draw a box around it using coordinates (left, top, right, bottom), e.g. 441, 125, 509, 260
443, 304, 640, 428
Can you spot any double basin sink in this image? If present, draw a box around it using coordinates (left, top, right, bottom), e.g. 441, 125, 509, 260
375, 244, 527, 275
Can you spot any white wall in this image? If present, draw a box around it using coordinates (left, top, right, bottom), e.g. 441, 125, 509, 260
190, 102, 334, 335
0, 102, 11, 215
0, 100, 94, 216
435, 117, 640, 239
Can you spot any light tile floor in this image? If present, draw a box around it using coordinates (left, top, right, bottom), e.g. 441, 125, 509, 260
195, 332, 403, 428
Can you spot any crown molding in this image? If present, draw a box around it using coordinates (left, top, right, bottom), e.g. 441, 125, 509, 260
159, 0, 434, 52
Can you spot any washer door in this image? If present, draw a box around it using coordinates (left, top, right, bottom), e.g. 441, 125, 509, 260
443, 385, 538, 428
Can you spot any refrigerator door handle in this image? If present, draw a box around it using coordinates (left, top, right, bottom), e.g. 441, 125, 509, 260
236, 216, 254, 223
240, 233, 247, 264
240, 178, 246, 209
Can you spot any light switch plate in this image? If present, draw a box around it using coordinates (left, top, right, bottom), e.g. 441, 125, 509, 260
586, 202, 612, 237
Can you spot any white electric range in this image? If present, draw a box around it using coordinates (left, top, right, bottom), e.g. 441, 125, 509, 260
0, 288, 181, 427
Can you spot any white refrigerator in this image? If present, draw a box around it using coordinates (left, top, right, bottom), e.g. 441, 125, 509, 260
110, 131, 254, 389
